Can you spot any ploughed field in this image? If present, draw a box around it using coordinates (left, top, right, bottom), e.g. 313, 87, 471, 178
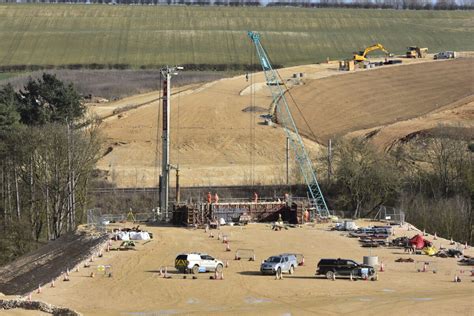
0, 5, 473, 67
18, 222, 474, 316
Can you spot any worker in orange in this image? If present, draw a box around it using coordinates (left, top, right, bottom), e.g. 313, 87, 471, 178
214, 193, 219, 204
206, 192, 212, 204
304, 209, 310, 223
253, 192, 258, 203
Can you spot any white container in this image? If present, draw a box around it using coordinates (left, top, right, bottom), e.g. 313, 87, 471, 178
363, 256, 379, 266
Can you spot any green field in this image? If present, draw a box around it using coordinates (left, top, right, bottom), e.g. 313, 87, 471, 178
0, 5, 473, 68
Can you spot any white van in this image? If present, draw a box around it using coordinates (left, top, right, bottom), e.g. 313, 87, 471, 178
175, 253, 224, 274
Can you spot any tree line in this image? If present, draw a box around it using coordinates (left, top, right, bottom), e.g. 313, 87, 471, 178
1, 0, 473, 10
318, 131, 473, 244
0, 74, 102, 265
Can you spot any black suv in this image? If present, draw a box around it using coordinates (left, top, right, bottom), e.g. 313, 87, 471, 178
316, 258, 375, 279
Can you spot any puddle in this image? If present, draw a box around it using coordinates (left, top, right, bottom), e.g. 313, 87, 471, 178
123, 311, 180, 316
413, 298, 433, 301
186, 298, 199, 304
244, 296, 272, 304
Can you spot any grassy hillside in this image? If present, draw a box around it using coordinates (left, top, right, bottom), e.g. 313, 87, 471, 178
0, 5, 473, 68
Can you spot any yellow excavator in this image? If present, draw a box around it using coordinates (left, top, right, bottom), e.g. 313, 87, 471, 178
353, 43, 392, 62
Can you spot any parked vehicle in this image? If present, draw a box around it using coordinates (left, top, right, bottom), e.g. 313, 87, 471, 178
260, 254, 298, 275
434, 51, 456, 60
175, 253, 224, 274
316, 258, 375, 279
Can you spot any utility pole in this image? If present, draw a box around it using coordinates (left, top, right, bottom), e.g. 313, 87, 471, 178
286, 137, 289, 185
327, 139, 332, 185
160, 66, 183, 222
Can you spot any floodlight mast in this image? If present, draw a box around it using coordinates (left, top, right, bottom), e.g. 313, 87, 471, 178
247, 31, 330, 218
160, 66, 182, 222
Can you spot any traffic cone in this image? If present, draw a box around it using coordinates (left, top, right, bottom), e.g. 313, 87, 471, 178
453, 274, 458, 282
464, 242, 468, 249
37, 284, 41, 294
301, 257, 305, 266
50, 279, 55, 288
63, 274, 70, 281
350, 272, 353, 281
433, 232, 438, 240
226, 243, 231, 252
66, 268, 70, 276
450, 238, 455, 245
379, 262, 385, 272
332, 273, 336, 281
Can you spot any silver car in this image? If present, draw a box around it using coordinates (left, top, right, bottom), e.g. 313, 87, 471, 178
260, 254, 298, 275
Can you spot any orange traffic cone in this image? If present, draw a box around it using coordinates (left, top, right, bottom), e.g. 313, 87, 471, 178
379, 262, 385, 272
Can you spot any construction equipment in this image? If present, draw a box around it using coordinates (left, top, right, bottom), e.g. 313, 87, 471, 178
353, 43, 392, 62
406, 46, 428, 58
247, 31, 330, 219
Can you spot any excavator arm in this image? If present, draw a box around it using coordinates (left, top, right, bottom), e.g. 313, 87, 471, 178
354, 43, 391, 62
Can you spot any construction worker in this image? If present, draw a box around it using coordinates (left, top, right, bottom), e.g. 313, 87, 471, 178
253, 192, 258, 203
214, 193, 219, 204
304, 209, 310, 223
207, 192, 212, 204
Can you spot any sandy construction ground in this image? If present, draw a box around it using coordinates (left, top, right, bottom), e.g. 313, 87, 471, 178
11, 222, 472, 316
95, 57, 473, 187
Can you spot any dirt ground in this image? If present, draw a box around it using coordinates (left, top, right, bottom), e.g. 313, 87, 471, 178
4, 222, 469, 316
94, 56, 473, 187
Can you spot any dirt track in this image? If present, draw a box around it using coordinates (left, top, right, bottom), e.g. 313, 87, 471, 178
11, 222, 473, 316
95, 58, 474, 187
0, 229, 109, 296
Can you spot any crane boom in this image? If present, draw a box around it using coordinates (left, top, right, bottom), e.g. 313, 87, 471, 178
247, 31, 330, 218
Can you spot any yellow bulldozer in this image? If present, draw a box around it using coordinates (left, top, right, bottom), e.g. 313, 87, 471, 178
406, 46, 428, 58
353, 43, 392, 62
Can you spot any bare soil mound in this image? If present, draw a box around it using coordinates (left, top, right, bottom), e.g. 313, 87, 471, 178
0, 229, 109, 296
96, 58, 473, 187
289, 58, 474, 144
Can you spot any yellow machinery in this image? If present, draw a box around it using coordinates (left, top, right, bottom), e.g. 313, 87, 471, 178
406, 46, 428, 58
353, 43, 392, 62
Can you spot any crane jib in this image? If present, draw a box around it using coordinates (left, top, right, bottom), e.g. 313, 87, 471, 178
247, 31, 331, 219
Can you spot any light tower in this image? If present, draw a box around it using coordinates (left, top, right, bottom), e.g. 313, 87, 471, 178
160, 66, 182, 222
